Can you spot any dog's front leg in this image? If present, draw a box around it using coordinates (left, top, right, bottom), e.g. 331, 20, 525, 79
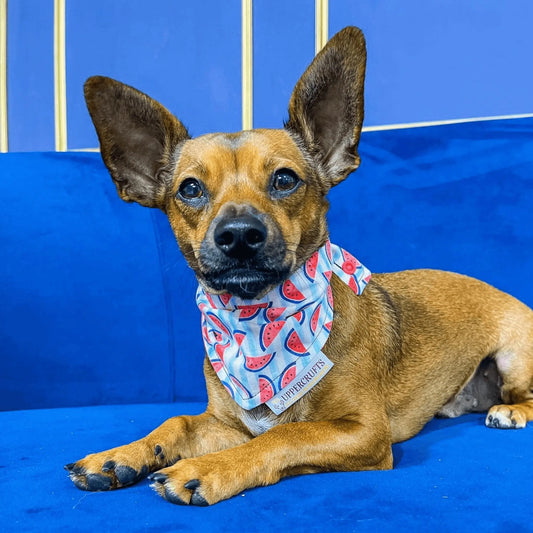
65, 412, 251, 491
150, 418, 393, 506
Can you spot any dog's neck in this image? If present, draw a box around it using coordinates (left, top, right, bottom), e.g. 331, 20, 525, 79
196, 241, 371, 414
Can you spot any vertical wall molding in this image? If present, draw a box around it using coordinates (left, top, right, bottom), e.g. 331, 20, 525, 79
315, 0, 328, 55
241, 0, 253, 130
0, 0, 8, 152
54, 0, 67, 151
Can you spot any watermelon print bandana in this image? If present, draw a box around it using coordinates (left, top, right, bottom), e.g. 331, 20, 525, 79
196, 240, 371, 415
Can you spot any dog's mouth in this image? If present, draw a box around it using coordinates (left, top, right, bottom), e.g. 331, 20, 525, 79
201, 266, 290, 300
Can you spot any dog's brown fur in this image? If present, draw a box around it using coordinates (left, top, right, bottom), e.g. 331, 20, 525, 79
66, 27, 533, 506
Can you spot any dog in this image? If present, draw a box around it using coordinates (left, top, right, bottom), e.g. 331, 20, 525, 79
65, 26, 533, 506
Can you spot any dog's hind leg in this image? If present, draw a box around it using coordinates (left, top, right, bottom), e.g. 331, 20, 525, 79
486, 314, 533, 429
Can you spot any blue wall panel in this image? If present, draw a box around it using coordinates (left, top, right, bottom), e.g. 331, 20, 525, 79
253, 0, 314, 129
331, 0, 533, 127
7, 0, 55, 151
66, 0, 241, 150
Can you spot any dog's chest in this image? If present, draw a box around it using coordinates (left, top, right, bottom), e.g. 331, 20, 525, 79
239, 406, 280, 436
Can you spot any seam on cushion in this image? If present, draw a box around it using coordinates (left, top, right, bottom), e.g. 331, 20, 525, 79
151, 210, 177, 403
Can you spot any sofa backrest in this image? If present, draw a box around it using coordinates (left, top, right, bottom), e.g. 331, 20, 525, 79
1, 117, 533, 410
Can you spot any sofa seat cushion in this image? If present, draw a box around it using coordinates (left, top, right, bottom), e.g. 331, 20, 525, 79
2, 402, 531, 531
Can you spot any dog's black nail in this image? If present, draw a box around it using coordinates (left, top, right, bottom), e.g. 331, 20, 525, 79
148, 472, 168, 484
115, 465, 138, 485
66, 463, 85, 475
101, 460, 116, 473
139, 465, 149, 478
154, 445, 162, 456
190, 491, 209, 506
85, 473, 112, 491
184, 479, 201, 491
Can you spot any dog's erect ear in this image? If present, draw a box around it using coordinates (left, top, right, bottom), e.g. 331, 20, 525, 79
285, 26, 366, 188
84, 76, 190, 208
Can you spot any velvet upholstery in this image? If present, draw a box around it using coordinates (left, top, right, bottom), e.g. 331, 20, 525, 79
1, 118, 532, 530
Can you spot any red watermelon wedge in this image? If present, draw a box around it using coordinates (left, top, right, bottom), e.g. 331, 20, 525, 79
265, 306, 286, 322
280, 280, 305, 303
310, 304, 321, 334
210, 358, 224, 373
258, 375, 275, 402
260, 321, 285, 350
218, 293, 232, 306
230, 375, 251, 398
237, 303, 268, 321
234, 331, 246, 346
279, 362, 297, 389
284, 329, 308, 355
244, 352, 274, 372
304, 252, 319, 281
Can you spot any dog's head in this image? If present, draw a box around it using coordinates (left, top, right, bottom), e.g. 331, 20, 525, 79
84, 27, 366, 299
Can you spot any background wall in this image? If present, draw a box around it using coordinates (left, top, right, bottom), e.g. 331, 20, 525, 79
2, 0, 533, 152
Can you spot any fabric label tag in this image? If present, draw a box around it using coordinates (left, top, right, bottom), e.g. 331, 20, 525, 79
266, 351, 334, 415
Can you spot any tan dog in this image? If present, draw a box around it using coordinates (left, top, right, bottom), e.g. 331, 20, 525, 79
65, 26, 533, 506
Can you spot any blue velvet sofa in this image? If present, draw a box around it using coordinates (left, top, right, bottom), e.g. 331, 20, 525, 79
2, 118, 533, 532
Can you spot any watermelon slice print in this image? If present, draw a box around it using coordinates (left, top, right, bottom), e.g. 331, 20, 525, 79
205, 292, 217, 308
303, 251, 319, 281
260, 321, 286, 350
244, 352, 274, 372
206, 312, 230, 337
230, 375, 252, 398
237, 303, 268, 321
279, 362, 297, 389
348, 276, 360, 294
292, 310, 305, 324
280, 279, 305, 303
284, 328, 308, 356
323, 321, 333, 332
234, 330, 246, 346
258, 375, 275, 403
310, 304, 321, 334
215, 340, 230, 360
322, 270, 332, 282
327, 285, 334, 309
210, 358, 224, 373
218, 293, 232, 306
265, 306, 286, 322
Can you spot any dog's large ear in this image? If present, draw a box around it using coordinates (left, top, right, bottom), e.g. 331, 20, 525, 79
84, 76, 190, 208
285, 26, 366, 188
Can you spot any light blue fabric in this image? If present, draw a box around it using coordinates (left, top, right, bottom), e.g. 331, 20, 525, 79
197, 241, 371, 411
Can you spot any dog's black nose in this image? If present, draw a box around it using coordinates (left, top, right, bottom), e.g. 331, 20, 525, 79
214, 215, 267, 260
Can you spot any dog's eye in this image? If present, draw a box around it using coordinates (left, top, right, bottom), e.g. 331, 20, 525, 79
177, 178, 205, 201
271, 168, 301, 197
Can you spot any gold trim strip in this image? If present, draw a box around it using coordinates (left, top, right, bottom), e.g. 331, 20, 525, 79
54, 0, 67, 151
315, 0, 328, 55
241, 0, 253, 130
362, 113, 533, 133
0, 0, 8, 152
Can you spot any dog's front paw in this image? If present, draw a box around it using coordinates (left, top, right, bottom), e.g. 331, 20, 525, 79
486, 404, 527, 429
148, 453, 252, 506
65, 441, 170, 491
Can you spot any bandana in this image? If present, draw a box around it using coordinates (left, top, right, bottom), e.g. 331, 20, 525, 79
196, 240, 371, 414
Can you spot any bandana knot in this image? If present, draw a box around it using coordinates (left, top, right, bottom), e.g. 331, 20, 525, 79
196, 240, 371, 414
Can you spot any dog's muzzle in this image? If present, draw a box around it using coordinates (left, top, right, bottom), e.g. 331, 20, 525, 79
199, 208, 290, 299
